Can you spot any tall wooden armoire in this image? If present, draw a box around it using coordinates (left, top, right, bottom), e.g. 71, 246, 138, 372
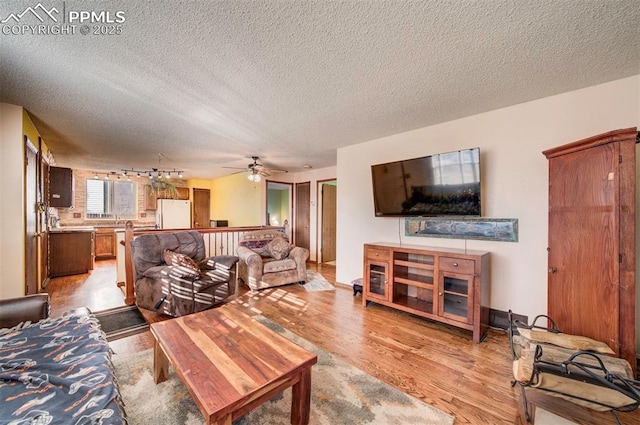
543, 128, 637, 373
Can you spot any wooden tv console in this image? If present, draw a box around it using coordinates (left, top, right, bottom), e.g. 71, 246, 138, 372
363, 242, 490, 343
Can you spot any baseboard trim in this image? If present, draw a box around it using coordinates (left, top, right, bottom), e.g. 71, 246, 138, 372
489, 308, 527, 330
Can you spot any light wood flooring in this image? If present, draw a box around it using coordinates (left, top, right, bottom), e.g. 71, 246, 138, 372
45, 259, 639, 424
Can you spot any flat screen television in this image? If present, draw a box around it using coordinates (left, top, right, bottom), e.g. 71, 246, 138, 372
371, 147, 481, 217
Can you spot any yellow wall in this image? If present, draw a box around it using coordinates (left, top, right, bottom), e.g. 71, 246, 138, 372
210, 173, 262, 226
187, 179, 213, 190
22, 110, 51, 157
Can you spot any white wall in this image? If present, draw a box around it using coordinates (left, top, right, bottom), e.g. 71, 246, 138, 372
0, 103, 26, 299
337, 75, 640, 322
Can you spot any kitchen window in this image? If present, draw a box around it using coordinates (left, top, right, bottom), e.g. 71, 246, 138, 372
86, 179, 137, 220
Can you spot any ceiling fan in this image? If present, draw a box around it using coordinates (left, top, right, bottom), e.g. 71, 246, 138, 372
222, 156, 288, 182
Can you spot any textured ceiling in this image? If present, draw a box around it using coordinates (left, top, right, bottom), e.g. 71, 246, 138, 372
1, 1, 639, 179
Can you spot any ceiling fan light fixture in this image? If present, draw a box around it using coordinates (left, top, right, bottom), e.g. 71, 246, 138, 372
247, 172, 261, 182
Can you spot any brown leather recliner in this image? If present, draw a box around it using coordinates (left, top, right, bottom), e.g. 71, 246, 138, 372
0, 294, 50, 328
131, 231, 238, 317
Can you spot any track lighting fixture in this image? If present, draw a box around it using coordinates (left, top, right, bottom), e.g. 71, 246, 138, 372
120, 168, 185, 180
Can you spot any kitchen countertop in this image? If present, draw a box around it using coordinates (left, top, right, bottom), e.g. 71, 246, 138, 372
114, 226, 157, 232
51, 224, 157, 232
49, 226, 96, 233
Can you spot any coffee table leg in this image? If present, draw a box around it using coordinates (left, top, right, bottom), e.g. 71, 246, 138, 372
211, 414, 232, 425
291, 368, 312, 425
154, 339, 169, 384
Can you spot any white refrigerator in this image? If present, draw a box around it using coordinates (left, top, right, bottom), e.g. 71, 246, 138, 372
156, 199, 191, 229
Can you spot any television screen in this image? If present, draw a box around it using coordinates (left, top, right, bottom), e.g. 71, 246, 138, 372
371, 148, 481, 217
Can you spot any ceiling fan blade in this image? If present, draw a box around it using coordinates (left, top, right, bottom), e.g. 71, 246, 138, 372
224, 156, 288, 176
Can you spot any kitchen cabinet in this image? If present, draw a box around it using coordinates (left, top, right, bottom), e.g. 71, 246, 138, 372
176, 187, 189, 200
49, 166, 73, 208
49, 230, 94, 277
144, 185, 189, 210
95, 227, 116, 259
363, 242, 490, 342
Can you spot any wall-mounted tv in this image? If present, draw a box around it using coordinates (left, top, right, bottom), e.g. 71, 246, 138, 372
371, 147, 481, 217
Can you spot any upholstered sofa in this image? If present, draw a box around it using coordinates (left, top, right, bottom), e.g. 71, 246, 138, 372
236, 229, 309, 292
0, 294, 126, 423
131, 230, 239, 317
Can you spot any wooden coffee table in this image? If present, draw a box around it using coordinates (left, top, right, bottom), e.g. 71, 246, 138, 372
150, 307, 317, 425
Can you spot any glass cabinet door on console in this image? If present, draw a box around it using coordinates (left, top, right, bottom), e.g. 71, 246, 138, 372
364, 246, 390, 301
439, 272, 474, 324
365, 261, 388, 300
437, 256, 475, 324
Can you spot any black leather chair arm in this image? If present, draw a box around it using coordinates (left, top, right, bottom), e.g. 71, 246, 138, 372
0, 293, 50, 329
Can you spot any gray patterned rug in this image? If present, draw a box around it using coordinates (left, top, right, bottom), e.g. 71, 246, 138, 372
303, 272, 336, 292
113, 315, 454, 425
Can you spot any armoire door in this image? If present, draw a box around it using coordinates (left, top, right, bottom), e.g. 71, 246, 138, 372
544, 127, 636, 373
547, 142, 619, 346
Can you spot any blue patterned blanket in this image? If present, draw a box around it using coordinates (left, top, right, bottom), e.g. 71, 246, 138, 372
0, 313, 125, 424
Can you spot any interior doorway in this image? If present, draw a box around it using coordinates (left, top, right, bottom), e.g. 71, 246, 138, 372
266, 181, 292, 239
24, 137, 39, 295
317, 180, 337, 264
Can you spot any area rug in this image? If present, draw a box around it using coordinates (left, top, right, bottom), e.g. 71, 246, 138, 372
303, 271, 336, 292
94, 305, 149, 341
113, 315, 454, 425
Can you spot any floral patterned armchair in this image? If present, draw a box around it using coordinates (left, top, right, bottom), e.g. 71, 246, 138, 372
236, 229, 309, 292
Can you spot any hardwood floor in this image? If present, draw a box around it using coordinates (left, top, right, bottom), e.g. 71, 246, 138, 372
46, 259, 639, 424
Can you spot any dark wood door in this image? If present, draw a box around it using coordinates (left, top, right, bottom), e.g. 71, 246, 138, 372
321, 183, 336, 262
193, 188, 210, 228
545, 128, 636, 370
294, 182, 310, 250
